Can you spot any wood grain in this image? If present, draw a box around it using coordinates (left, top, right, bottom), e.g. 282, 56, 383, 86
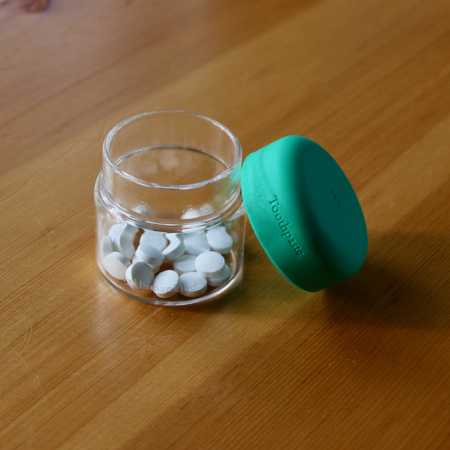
0, 0, 449, 448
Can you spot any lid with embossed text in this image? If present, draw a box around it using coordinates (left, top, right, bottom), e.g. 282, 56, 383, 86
241, 135, 368, 292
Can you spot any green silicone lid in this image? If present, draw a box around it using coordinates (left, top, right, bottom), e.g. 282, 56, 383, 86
241, 136, 368, 292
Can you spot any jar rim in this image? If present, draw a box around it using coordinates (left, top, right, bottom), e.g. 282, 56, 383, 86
103, 110, 242, 190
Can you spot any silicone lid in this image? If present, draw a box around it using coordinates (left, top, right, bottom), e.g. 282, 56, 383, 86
241, 136, 368, 292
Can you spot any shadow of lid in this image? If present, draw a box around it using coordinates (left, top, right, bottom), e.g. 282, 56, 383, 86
324, 231, 450, 330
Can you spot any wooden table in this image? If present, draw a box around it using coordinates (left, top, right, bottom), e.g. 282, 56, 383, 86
1, 0, 449, 448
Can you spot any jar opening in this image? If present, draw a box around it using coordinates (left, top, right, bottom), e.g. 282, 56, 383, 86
103, 110, 242, 190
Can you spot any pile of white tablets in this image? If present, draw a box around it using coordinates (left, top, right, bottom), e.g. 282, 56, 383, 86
101, 223, 233, 298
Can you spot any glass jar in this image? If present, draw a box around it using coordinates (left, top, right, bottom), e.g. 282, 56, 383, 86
94, 111, 245, 306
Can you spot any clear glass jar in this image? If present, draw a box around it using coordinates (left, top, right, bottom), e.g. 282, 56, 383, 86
94, 111, 245, 306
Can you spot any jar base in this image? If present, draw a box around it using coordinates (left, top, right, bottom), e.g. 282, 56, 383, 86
100, 266, 244, 307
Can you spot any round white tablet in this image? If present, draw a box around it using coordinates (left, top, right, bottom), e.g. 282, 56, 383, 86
195, 251, 225, 278
152, 270, 180, 298
103, 252, 131, 280
101, 235, 114, 258
162, 233, 185, 262
179, 272, 207, 297
173, 254, 197, 275
206, 226, 233, 254
140, 230, 168, 252
134, 242, 164, 268
184, 230, 210, 256
113, 231, 135, 260
207, 264, 231, 287
108, 223, 125, 240
126, 261, 154, 291
122, 223, 139, 239
134, 259, 160, 274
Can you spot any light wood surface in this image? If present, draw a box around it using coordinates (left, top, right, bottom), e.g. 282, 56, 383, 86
1, 0, 449, 448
